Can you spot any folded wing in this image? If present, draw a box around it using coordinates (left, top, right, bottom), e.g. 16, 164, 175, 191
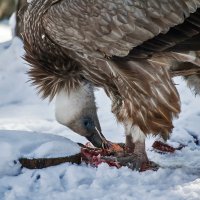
43, 0, 200, 58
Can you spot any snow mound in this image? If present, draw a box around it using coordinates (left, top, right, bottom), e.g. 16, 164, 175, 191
0, 130, 80, 177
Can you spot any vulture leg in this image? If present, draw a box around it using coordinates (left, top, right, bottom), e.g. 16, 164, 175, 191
118, 124, 159, 171
107, 57, 182, 170
123, 123, 149, 170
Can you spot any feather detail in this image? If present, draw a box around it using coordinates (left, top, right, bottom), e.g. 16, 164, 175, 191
22, 0, 200, 140
23, 33, 82, 101
43, 0, 200, 58
107, 60, 180, 137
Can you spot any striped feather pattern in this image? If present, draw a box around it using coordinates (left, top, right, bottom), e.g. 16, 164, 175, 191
22, 0, 200, 138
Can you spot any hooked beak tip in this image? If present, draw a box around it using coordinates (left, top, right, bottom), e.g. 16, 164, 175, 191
86, 133, 104, 148
86, 126, 110, 149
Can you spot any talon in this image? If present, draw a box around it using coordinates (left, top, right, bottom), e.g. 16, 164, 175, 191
102, 140, 109, 149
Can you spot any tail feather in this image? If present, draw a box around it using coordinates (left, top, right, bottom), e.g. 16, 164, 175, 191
168, 55, 200, 95
148, 51, 200, 95
184, 74, 200, 95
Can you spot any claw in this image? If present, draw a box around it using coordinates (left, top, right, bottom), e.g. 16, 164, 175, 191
102, 140, 111, 149
115, 153, 159, 172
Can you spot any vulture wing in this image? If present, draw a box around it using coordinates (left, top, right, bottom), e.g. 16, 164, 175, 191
115, 8, 200, 60
43, 0, 200, 59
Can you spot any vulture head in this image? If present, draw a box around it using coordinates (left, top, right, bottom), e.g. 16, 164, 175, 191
55, 83, 105, 148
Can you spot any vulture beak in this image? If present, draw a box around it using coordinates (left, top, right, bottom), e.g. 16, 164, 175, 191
86, 127, 107, 148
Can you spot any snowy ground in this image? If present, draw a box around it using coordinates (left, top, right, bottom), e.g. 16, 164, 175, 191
0, 22, 12, 43
0, 21, 200, 200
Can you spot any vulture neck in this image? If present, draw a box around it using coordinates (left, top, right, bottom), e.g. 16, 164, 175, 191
55, 83, 95, 126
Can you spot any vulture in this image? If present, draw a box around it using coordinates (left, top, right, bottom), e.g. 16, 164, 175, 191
22, 0, 200, 170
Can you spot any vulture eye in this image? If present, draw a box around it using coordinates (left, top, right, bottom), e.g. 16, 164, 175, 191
83, 117, 94, 130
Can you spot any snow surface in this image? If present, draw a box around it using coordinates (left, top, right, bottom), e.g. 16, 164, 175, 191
0, 22, 200, 200
0, 21, 12, 43
0, 130, 80, 178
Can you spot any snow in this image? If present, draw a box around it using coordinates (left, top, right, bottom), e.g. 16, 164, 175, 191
0, 21, 12, 43
0, 130, 80, 178
0, 130, 80, 159
0, 21, 200, 200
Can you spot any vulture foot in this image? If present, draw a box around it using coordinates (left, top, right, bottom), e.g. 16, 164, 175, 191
123, 136, 159, 171
82, 141, 159, 171
112, 151, 159, 171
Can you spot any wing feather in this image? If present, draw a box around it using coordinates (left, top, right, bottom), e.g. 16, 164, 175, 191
43, 0, 200, 58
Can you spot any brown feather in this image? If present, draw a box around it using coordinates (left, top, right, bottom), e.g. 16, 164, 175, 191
22, 0, 200, 140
